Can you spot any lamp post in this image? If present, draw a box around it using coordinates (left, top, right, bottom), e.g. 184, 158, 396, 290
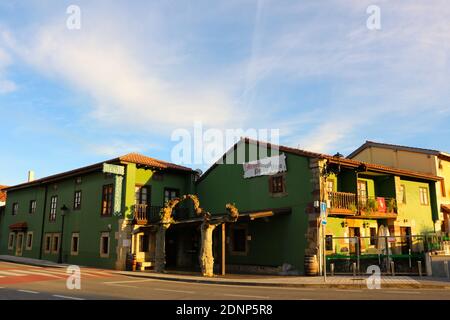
58, 205, 69, 264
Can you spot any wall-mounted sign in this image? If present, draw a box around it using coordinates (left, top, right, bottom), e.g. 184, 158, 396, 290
103, 163, 125, 176
243, 154, 287, 178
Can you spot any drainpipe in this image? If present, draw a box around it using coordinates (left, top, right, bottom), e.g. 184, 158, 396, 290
38, 184, 49, 260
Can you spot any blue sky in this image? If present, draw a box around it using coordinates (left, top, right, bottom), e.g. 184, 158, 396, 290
1, 0, 450, 185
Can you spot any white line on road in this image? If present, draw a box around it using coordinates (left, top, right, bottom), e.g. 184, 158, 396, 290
103, 279, 154, 285
53, 295, 85, 300
154, 288, 196, 294
105, 283, 139, 288
18, 290, 39, 294
0, 271, 26, 276
334, 289, 363, 292
223, 293, 269, 299
11, 270, 62, 278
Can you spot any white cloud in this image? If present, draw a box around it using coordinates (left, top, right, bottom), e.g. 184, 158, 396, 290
0, 47, 16, 94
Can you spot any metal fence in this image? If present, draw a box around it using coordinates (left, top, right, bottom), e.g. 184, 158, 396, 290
325, 234, 450, 275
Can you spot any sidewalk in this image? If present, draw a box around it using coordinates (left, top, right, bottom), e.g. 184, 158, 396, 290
116, 270, 450, 289
0, 255, 68, 268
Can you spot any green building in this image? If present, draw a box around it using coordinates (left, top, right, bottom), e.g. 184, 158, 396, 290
194, 138, 441, 275
0, 153, 195, 270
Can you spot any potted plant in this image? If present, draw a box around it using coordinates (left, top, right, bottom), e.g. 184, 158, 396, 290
367, 198, 379, 213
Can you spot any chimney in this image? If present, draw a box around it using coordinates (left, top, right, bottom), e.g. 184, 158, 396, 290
28, 170, 35, 182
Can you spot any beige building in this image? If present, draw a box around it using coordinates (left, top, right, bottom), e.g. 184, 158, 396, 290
348, 141, 450, 234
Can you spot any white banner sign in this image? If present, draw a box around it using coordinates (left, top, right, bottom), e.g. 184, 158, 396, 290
243, 154, 287, 178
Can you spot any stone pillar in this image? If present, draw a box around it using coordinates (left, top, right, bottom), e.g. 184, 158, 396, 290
115, 218, 132, 270
304, 158, 328, 274
154, 224, 170, 273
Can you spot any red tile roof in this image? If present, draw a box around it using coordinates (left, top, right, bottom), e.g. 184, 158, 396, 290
6, 153, 194, 192
0, 185, 7, 202
197, 138, 442, 183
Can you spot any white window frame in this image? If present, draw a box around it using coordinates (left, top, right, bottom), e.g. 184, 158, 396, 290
51, 233, 61, 254
15, 232, 24, 256
44, 234, 52, 254
25, 231, 33, 250
71, 233, 80, 256
100, 232, 110, 258
419, 187, 429, 206
8, 232, 15, 250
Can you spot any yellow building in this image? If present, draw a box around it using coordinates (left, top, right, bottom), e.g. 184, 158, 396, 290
348, 141, 450, 234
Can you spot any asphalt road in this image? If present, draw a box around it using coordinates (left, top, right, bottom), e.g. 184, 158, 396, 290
0, 261, 449, 300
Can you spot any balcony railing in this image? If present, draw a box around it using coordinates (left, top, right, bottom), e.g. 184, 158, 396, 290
328, 191, 397, 217
133, 205, 190, 225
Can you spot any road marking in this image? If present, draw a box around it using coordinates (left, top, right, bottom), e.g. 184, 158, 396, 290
223, 293, 269, 299
105, 283, 139, 288
10, 270, 62, 278
103, 279, 154, 285
334, 289, 363, 292
18, 290, 39, 294
0, 271, 26, 276
53, 295, 85, 300
154, 288, 195, 294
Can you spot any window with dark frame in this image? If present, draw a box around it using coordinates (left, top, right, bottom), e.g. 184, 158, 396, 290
71, 233, 79, 255
49, 196, 58, 221
135, 186, 150, 206
325, 235, 333, 251
8, 233, 15, 249
231, 227, 247, 253
26, 232, 33, 249
101, 185, 114, 216
12, 203, 18, 215
74, 190, 82, 210
52, 235, 60, 253
269, 175, 285, 194
164, 188, 179, 203
45, 234, 51, 253
29, 200, 36, 214
100, 234, 109, 256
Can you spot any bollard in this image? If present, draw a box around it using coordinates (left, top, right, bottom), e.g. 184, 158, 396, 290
390, 261, 395, 276
445, 261, 449, 279
330, 263, 335, 276
352, 262, 357, 276
408, 249, 412, 269
418, 261, 422, 277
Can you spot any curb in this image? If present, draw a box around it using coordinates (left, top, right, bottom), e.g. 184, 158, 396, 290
116, 272, 450, 290
0, 257, 67, 269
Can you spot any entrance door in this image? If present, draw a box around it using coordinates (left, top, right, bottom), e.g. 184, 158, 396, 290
400, 227, 412, 254
15, 232, 24, 256
349, 227, 361, 255
357, 180, 368, 206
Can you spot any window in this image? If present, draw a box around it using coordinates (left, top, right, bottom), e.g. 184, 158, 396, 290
230, 225, 248, 255
74, 190, 82, 210
419, 187, 429, 205
357, 180, 368, 204
399, 184, 406, 204
164, 188, 179, 203
441, 180, 446, 198
269, 175, 285, 194
44, 234, 52, 253
100, 232, 110, 258
325, 235, 333, 251
8, 233, 15, 250
12, 203, 18, 216
49, 196, 58, 221
135, 186, 150, 205
71, 233, 79, 256
370, 228, 377, 246
139, 234, 149, 252
52, 234, 60, 254
101, 185, 114, 216
29, 200, 36, 214
25, 232, 33, 250
326, 179, 335, 193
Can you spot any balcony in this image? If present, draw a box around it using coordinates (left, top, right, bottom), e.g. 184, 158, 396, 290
328, 191, 397, 219
134, 204, 190, 225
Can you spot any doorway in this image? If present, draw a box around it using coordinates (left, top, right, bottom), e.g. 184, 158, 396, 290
349, 227, 361, 255
15, 232, 24, 256
400, 227, 412, 255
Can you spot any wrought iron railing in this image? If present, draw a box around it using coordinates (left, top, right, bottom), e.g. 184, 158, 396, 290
328, 192, 397, 216
133, 205, 190, 225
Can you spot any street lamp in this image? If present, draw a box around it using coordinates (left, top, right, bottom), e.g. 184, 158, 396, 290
58, 204, 69, 264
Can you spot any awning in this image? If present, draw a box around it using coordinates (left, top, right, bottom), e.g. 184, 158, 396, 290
9, 222, 27, 231
442, 204, 450, 214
